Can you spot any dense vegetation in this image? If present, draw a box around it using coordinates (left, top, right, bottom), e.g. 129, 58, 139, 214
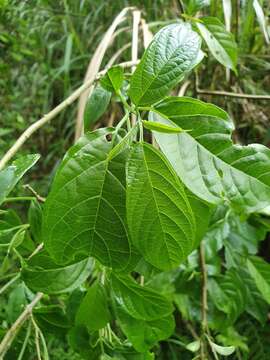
0, 1, 270, 359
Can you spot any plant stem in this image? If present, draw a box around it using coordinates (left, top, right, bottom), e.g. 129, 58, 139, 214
23, 184, 45, 203
4, 196, 36, 203
0, 60, 139, 171
196, 88, 270, 100
0, 292, 43, 358
199, 242, 208, 359
17, 320, 32, 360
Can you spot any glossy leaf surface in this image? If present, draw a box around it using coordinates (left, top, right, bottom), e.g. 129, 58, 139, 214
151, 97, 270, 213
129, 23, 201, 106
126, 142, 196, 270
84, 85, 111, 129
42, 128, 132, 270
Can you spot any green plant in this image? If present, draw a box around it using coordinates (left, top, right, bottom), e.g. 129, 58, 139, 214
1, 2, 270, 360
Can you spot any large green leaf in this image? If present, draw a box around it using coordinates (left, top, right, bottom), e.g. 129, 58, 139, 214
84, 85, 111, 129
126, 142, 196, 270
247, 256, 270, 304
22, 252, 93, 294
111, 274, 173, 321
129, 23, 201, 106
150, 97, 270, 213
42, 128, 133, 271
76, 281, 110, 331
0, 154, 40, 206
116, 306, 174, 353
196, 16, 237, 71
100, 66, 124, 93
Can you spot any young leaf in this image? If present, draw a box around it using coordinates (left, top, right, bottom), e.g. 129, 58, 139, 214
76, 281, 110, 331
150, 97, 270, 213
0, 154, 40, 206
116, 306, 174, 352
28, 199, 42, 242
129, 23, 201, 106
111, 274, 173, 321
208, 338, 235, 356
184, 0, 210, 15
100, 66, 124, 92
22, 252, 93, 294
126, 142, 196, 270
196, 17, 237, 71
84, 85, 111, 129
142, 120, 183, 134
42, 128, 133, 271
247, 256, 270, 304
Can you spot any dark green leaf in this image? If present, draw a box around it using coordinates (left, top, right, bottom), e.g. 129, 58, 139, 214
129, 23, 201, 106
84, 85, 111, 129
0, 154, 40, 205
127, 142, 196, 270
28, 199, 42, 242
116, 306, 174, 352
247, 256, 270, 304
76, 281, 110, 332
42, 128, 133, 271
112, 274, 173, 321
22, 251, 93, 294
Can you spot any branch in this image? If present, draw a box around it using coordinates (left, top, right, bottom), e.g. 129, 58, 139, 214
197, 88, 270, 100
0, 60, 139, 171
0, 292, 43, 358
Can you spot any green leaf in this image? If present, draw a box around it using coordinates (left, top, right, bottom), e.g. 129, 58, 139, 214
22, 252, 93, 294
126, 142, 196, 270
0, 154, 40, 206
208, 269, 247, 324
76, 281, 110, 332
186, 340, 200, 352
84, 85, 111, 129
28, 199, 42, 242
142, 120, 183, 134
196, 16, 237, 71
100, 66, 124, 92
247, 256, 270, 304
42, 128, 133, 271
116, 306, 174, 353
185, 0, 210, 15
150, 96, 270, 213
112, 274, 173, 321
253, 0, 269, 44
129, 23, 201, 106
208, 338, 235, 356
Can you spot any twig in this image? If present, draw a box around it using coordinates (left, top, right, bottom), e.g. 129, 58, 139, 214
23, 184, 45, 203
0, 292, 43, 358
0, 60, 139, 171
28, 242, 44, 260
199, 242, 208, 359
178, 80, 191, 97
131, 10, 141, 127
196, 88, 270, 100
31, 315, 42, 360
17, 320, 32, 360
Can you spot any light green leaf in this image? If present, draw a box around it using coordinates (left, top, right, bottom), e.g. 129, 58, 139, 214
22, 252, 93, 294
247, 256, 270, 304
112, 274, 173, 321
208, 338, 235, 356
129, 23, 201, 106
100, 66, 124, 92
186, 340, 200, 352
116, 306, 174, 352
150, 96, 270, 213
253, 0, 269, 44
142, 120, 183, 134
196, 16, 237, 71
184, 0, 210, 15
28, 199, 42, 242
84, 85, 111, 129
42, 128, 133, 271
126, 142, 196, 270
76, 281, 110, 331
0, 154, 40, 206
